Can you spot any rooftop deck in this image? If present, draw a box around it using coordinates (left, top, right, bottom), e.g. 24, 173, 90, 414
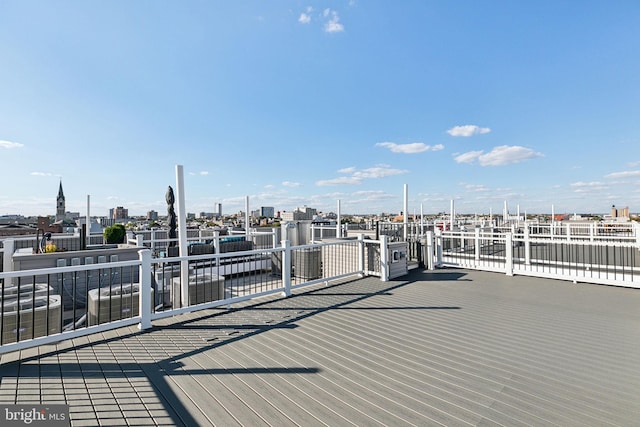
1, 268, 639, 426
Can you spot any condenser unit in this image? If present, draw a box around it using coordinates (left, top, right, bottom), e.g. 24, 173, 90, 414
171, 273, 225, 307
1, 295, 62, 345
1, 283, 53, 300
293, 248, 321, 280
87, 284, 153, 326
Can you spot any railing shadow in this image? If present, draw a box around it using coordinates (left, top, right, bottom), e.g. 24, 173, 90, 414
0, 268, 463, 426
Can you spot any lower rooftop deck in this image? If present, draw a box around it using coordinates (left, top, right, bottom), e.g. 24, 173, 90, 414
1, 268, 639, 426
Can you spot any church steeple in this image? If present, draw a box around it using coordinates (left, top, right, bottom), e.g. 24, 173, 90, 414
56, 180, 66, 222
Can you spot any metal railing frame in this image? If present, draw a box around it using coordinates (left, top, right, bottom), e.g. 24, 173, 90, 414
0, 235, 383, 354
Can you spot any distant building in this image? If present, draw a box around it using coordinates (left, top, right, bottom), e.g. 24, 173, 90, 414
109, 206, 129, 220
0, 223, 36, 237
604, 205, 630, 222
281, 206, 316, 222
37, 216, 62, 234
611, 205, 629, 218
260, 207, 275, 218
147, 210, 158, 221
56, 181, 66, 222
214, 203, 222, 219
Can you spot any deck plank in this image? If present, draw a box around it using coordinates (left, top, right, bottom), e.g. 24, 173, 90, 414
1, 268, 640, 426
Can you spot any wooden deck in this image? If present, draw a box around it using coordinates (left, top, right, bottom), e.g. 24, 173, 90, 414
1, 268, 639, 426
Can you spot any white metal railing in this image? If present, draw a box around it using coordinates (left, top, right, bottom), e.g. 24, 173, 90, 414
125, 228, 278, 255
0, 236, 384, 354
433, 229, 640, 288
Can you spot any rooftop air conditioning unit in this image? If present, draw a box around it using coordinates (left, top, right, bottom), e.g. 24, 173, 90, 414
293, 247, 321, 280
87, 284, 153, 326
1, 295, 62, 345
1, 283, 53, 300
171, 274, 225, 308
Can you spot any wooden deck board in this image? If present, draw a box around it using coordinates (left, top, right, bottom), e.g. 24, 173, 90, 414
1, 268, 640, 426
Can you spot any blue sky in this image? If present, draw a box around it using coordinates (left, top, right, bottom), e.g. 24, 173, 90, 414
1, 1, 640, 217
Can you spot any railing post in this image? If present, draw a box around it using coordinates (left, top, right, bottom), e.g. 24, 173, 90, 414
271, 229, 277, 249
3, 239, 14, 273
136, 234, 144, 247
505, 233, 514, 276
138, 249, 152, 330
435, 229, 443, 267
380, 235, 390, 281
474, 228, 480, 262
213, 231, 220, 254
281, 240, 292, 297
566, 223, 571, 242
357, 234, 365, 277
151, 229, 157, 254
425, 230, 435, 270
524, 225, 531, 265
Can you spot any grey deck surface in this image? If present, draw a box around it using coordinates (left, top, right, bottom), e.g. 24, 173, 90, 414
1, 268, 640, 426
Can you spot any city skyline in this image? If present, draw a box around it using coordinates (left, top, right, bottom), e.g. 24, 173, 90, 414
0, 178, 632, 220
1, 2, 640, 217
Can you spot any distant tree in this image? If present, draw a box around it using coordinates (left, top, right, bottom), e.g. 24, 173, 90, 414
104, 224, 126, 244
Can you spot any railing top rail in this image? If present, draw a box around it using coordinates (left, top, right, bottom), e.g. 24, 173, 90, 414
150, 246, 284, 266
0, 257, 144, 280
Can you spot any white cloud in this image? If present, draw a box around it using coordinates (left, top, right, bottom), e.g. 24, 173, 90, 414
455, 145, 543, 166
316, 176, 362, 186
298, 13, 311, 24
447, 125, 491, 137
316, 164, 408, 186
604, 170, 640, 179
454, 150, 483, 164
324, 9, 344, 33
0, 140, 24, 149
570, 181, 605, 187
189, 171, 209, 176
338, 167, 356, 174
351, 190, 394, 200
375, 142, 444, 154
479, 146, 543, 166
570, 181, 608, 193
30, 172, 55, 177
282, 181, 302, 187
462, 183, 489, 192
353, 166, 408, 179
